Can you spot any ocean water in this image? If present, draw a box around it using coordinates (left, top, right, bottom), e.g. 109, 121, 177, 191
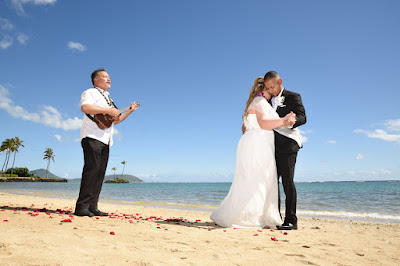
1, 180, 399, 223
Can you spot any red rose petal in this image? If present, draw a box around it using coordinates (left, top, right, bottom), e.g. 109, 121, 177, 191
253, 234, 259, 236
3, 220, 8, 222
110, 231, 115, 235
271, 237, 278, 241
283, 232, 288, 235
60, 219, 72, 223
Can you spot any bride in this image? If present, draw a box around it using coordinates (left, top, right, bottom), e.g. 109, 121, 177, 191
210, 77, 296, 228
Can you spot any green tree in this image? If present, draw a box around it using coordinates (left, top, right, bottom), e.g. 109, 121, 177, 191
1, 138, 14, 175
43, 147, 55, 179
121, 161, 127, 177
112, 167, 117, 176
10, 137, 24, 176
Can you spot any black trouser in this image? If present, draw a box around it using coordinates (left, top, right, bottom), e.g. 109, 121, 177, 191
75, 137, 109, 211
276, 151, 298, 225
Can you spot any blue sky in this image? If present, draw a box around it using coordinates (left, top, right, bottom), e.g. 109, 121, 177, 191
1, 0, 399, 182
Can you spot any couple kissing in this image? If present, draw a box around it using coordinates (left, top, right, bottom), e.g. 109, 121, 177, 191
211, 71, 306, 230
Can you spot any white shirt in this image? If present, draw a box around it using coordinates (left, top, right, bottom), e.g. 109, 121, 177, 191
80, 87, 114, 146
272, 87, 295, 130
271, 88, 284, 111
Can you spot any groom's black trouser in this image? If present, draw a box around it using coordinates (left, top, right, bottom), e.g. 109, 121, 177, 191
276, 151, 298, 225
75, 137, 109, 211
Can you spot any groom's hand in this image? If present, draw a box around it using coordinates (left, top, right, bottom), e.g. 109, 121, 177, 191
284, 112, 296, 127
288, 112, 296, 127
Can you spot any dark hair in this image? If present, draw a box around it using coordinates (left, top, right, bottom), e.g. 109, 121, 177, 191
91, 68, 107, 85
263, 71, 280, 82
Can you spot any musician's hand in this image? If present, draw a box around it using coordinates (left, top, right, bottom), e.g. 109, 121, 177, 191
107, 107, 120, 117
129, 101, 140, 113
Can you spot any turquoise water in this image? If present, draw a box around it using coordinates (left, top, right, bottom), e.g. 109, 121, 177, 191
1, 180, 399, 223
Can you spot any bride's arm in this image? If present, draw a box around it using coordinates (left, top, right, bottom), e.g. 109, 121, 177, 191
253, 110, 294, 130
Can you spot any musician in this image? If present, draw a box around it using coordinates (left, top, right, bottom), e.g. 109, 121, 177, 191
74, 68, 139, 217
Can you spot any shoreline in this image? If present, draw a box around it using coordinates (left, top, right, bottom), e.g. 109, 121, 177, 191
1, 192, 399, 265
0, 176, 68, 182
1, 189, 400, 224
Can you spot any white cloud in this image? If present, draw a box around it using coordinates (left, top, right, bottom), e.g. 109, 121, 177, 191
384, 119, 400, 132
299, 129, 308, 143
11, 0, 57, 16
113, 128, 122, 141
0, 36, 13, 49
10, 0, 24, 15
135, 173, 165, 182
354, 129, 400, 144
0, 17, 28, 49
68, 41, 87, 52
63, 173, 70, 179
0, 17, 15, 31
137, 173, 159, 179
53, 134, 62, 141
355, 153, 364, 160
355, 119, 400, 144
327, 140, 336, 144
0, 85, 82, 130
32, 0, 57, 4
17, 33, 29, 44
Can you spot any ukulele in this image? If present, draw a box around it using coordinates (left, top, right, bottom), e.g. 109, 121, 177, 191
90, 102, 140, 129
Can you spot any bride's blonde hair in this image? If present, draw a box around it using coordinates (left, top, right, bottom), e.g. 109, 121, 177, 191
243, 76, 264, 121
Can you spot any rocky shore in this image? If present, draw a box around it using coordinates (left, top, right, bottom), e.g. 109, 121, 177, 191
0, 177, 67, 182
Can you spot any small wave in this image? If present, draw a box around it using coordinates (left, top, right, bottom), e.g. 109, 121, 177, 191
298, 209, 400, 223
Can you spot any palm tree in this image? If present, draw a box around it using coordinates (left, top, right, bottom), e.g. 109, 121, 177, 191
112, 167, 117, 176
10, 137, 24, 176
121, 161, 127, 177
43, 147, 55, 179
1, 138, 14, 175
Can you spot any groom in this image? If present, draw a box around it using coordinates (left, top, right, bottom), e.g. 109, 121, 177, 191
264, 71, 306, 230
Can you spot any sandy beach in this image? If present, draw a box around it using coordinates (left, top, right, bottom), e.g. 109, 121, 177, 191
0, 192, 399, 265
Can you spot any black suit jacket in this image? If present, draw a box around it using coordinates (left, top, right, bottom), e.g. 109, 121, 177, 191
274, 89, 306, 153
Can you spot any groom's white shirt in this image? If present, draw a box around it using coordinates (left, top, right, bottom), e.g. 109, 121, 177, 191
271, 88, 284, 111
271, 88, 303, 149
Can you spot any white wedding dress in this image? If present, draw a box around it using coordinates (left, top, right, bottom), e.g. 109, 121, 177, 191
210, 97, 282, 228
